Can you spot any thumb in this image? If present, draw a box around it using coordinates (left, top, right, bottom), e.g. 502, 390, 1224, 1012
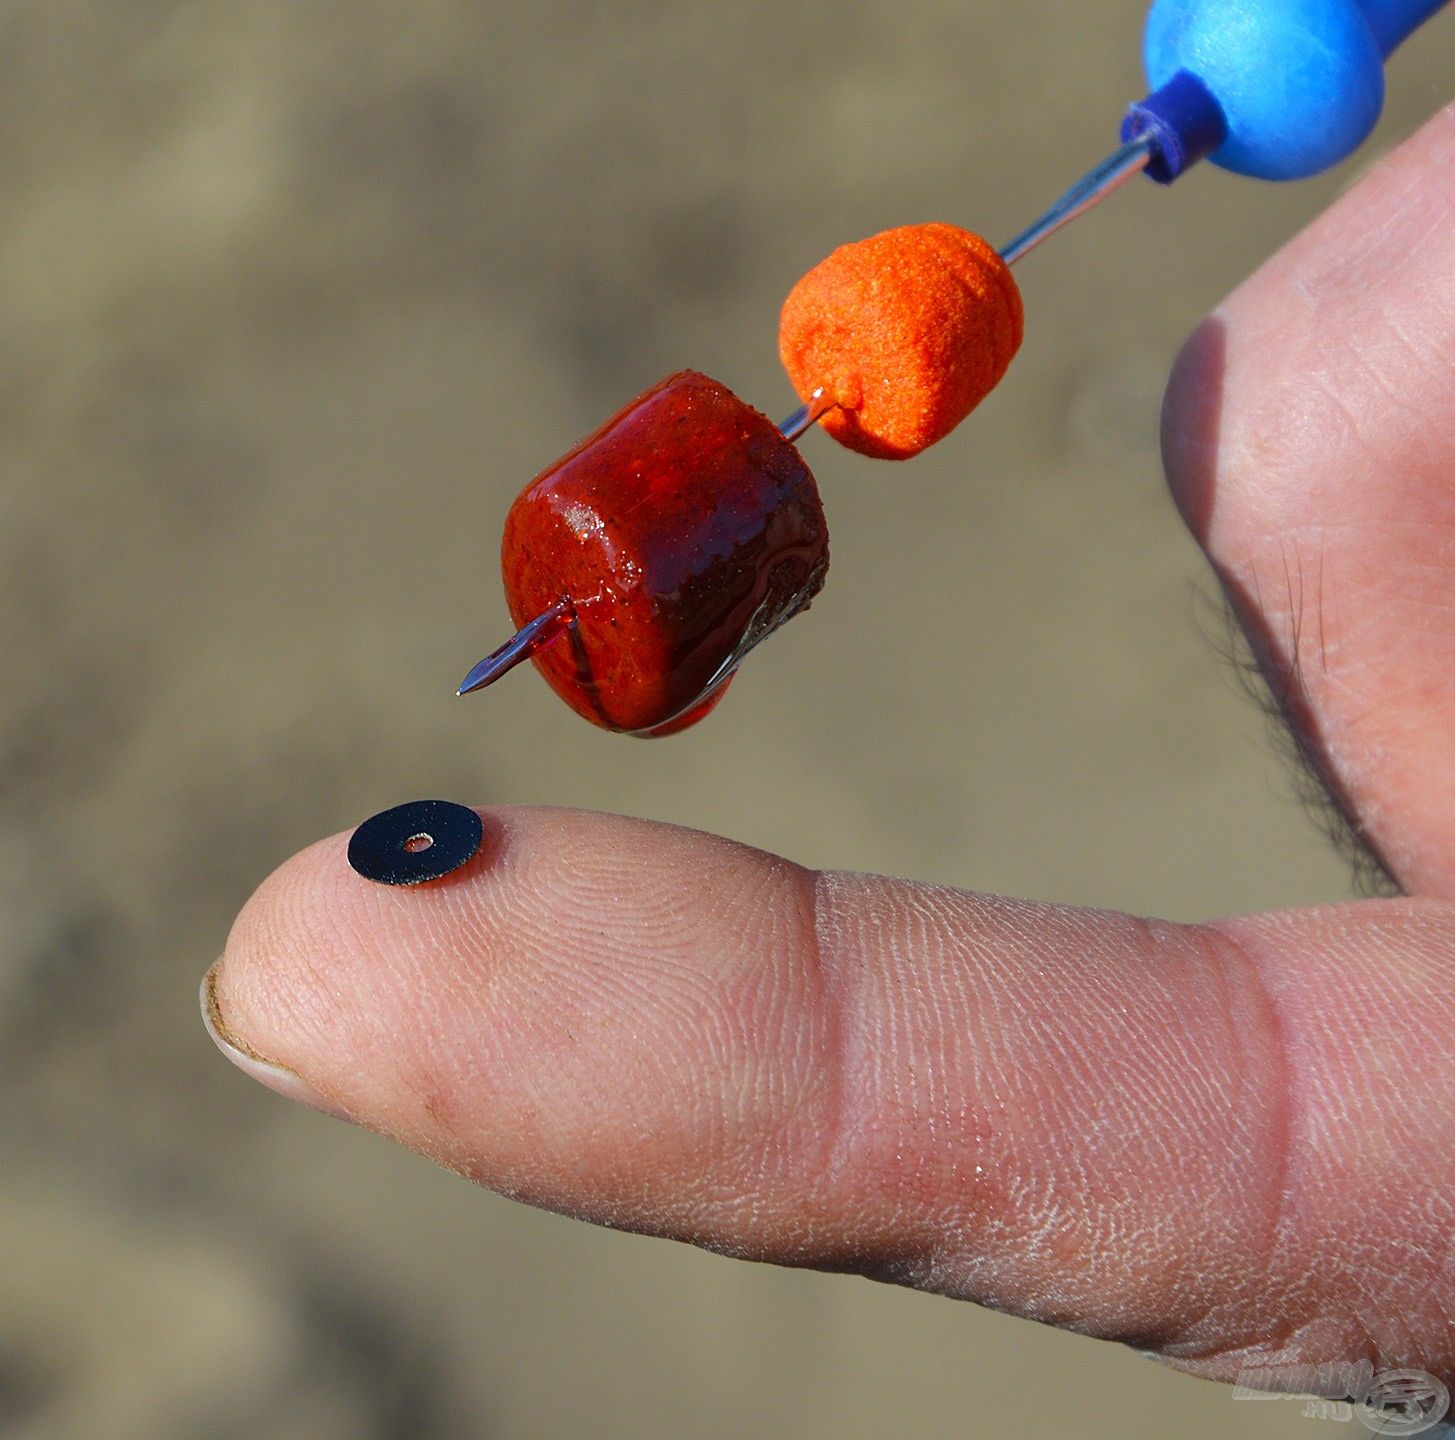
205, 805, 1455, 1382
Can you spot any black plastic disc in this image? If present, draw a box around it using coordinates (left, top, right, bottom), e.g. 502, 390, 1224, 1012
347, 800, 484, 886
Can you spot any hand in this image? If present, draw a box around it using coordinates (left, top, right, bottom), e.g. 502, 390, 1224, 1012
204, 104, 1455, 1388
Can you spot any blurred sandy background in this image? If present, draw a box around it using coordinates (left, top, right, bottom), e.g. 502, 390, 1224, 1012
1, 2, 1450, 1436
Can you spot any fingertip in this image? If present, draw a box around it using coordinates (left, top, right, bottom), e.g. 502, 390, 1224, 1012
204, 805, 828, 1219
206, 824, 373, 1121
208, 813, 505, 1136
201, 958, 354, 1122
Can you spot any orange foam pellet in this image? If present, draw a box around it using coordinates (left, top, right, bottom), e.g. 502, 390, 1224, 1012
779, 222, 1024, 461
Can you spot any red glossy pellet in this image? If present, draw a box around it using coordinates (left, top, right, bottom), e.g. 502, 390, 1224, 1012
501, 370, 829, 735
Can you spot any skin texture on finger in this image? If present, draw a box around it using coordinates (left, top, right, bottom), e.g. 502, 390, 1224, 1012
1162, 102, 1455, 898
211, 807, 1455, 1383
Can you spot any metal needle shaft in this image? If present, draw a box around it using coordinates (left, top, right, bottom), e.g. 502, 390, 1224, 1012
997, 132, 1156, 266
778, 386, 833, 443
457, 595, 574, 695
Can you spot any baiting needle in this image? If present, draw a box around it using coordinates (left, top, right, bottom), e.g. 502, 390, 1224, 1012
461, 0, 1452, 703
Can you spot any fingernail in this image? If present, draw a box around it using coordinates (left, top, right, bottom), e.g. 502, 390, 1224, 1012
201, 960, 353, 1123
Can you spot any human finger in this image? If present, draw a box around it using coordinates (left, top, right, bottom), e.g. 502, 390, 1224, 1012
206, 805, 1455, 1381
1161, 103, 1455, 896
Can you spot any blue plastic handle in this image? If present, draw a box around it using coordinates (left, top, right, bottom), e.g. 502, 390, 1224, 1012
1140, 0, 1449, 180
